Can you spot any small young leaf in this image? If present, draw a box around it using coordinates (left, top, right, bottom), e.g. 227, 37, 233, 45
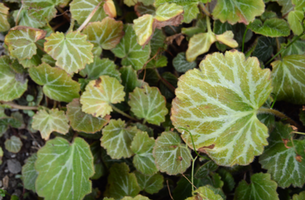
101, 119, 141, 159
112, 24, 150, 70
271, 55, 305, 104
67, 99, 110, 133
134, 171, 164, 194
5, 136, 22, 153
0, 117, 22, 135
35, 137, 94, 200
259, 122, 305, 188
172, 51, 272, 166
292, 191, 305, 200
153, 131, 192, 175
173, 52, 197, 73
22, 153, 38, 192
80, 75, 125, 118
248, 18, 290, 37
128, 85, 168, 125
0, 147, 3, 165
288, 10, 304, 35
131, 132, 158, 175
29, 63, 80, 102
181, 3, 200, 24
104, 162, 140, 199
82, 17, 123, 54
44, 31, 93, 74
212, 0, 265, 25
186, 186, 223, 200
32, 109, 69, 140
0, 3, 10, 32
234, 173, 279, 200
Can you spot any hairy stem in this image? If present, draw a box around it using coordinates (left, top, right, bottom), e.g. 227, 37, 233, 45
0, 101, 38, 110
111, 104, 138, 121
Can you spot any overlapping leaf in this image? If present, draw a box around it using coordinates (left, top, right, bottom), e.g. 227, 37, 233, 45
67, 99, 110, 133
0, 3, 10, 32
120, 66, 141, 94
121, 195, 151, 200
129, 85, 168, 125
5, 136, 22, 153
186, 186, 223, 200
44, 31, 93, 74
29, 63, 80, 102
153, 131, 192, 175
101, 119, 141, 159
104, 162, 140, 199
112, 24, 150, 70
0, 56, 28, 101
171, 51, 272, 166
234, 173, 278, 200
35, 137, 94, 200
134, 171, 164, 194
281, 38, 305, 57
259, 122, 305, 188
249, 18, 290, 37
253, 37, 275, 62
0, 117, 22, 136
82, 17, 123, 55
32, 109, 69, 140
271, 55, 305, 104
212, 0, 265, 25
173, 52, 197, 73
292, 191, 305, 200
131, 132, 158, 175
22, 153, 38, 192
13, 9, 44, 28
287, 0, 305, 35
80, 75, 125, 117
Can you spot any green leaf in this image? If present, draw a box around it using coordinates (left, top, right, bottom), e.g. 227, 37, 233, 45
0, 3, 10, 32
135, 3, 155, 16
173, 52, 197, 73
0, 117, 22, 135
217, 168, 236, 193
281, 37, 305, 57
112, 24, 150, 70
271, 55, 305, 104
80, 56, 121, 81
134, 171, 164, 194
35, 137, 94, 200
32, 109, 69, 140
154, 2, 183, 22
270, 0, 294, 16
5, 136, 22, 153
67, 98, 110, 133
159, 72, 177, 99
128, 85, 168, 125
29, 63, 80, 102
4, 27, 46, 60
252, 37, 276, 62
194, 160, 218, 179
259, 122, 305, 188
186, 186, 223, 200
150, 28, 166, 56
0, 147, 3, 165
70, 0, 107, 24
248, 18, 290, 37
131, 132, 158, 175
171, 51, 272, 166
292, 191, 305, 200
13, 9, 44, 28
0, 56, 28, 101
121, 195, 151, 200
153, 131, 192, 175
82, 17, 124, 55
120, 66, 141, 94
41, 54, 56, 66
154, 0, 207, 7
182, 4, 199, 24
146, 55, 168, 68
44, 31, 94, 74
212, 0, 265, 25
288, 10, 304, 35
234, 173, 279, 200
80, 75, 125, 117
22, 153, 38, 192
300, 108, 305, 126
133, 14, 154, 46
104, 162, 140, 199
101, 119, 141, 159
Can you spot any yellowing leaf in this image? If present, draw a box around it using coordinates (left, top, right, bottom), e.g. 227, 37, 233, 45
32, 109, 69, 140
215, 31, 238, 48
133, 14, 154, 46
44, 31, 93, 74
172, 51, 272, 166
80, 75, 125, 117
0, 3, 10, 32
154, 3, 183, 22
186, 186, 223, 200
104, 0, 117, 18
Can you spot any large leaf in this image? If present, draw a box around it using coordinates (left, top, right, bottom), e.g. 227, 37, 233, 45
134, 171, 164, 194
186, 186, 223, 200
248, 18, 290, 37
104, 162, 140, 199
35, 137, 94, 200
128, 85, 168, 125
70, 0, 107, 24
259, 122, 305, 188
212, 0, 265, 25
4, 27, 46, 60
101, 119, 141, 159
32, 109, 69, 140
82, 17, 123, 55
234, 173, 279, 200
153, 131, 192, 175
5, 136, 22, 153
0, 56, 28, 101
22, 153, 38, 192
44, 31, 93, 74
29, 63, 80, 102
67, 99, 110, 133
0, 3, 10, 32
80, 75, 125, 118
131, 132, 158, 175
171, 51, 272, 166
111, 25, 150, 70
271, 55, 305, 104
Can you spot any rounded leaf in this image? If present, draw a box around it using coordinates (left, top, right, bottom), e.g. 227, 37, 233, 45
0, 3, 10, 32
133, 14, 154, 46
248, 18, 290, 37
186, 185, 223, 200
22, 153, 38, 192
173, 52, 197, 73
171, 51, 272, 166
5, 136, 22, 153
134, 171, 164, 194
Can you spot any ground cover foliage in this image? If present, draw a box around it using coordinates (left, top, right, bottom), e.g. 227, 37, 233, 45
0, 0, 305, 199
